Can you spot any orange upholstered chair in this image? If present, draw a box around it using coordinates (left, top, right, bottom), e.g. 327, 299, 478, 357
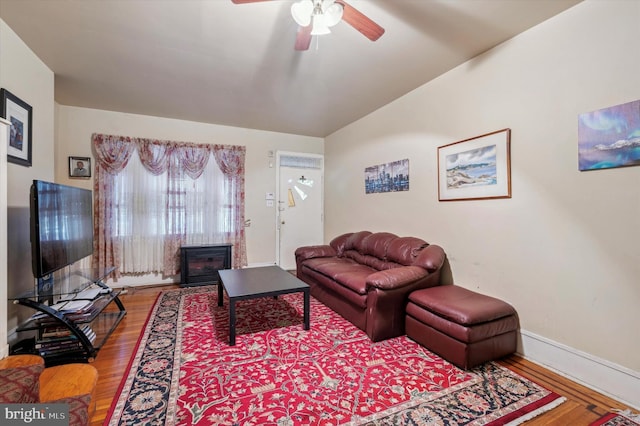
0, 355, 98, 426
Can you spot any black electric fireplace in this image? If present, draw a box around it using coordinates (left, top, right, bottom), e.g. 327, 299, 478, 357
180, 244, 232, 287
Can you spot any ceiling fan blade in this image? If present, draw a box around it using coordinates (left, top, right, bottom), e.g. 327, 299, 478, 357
295, 25, 312, 51
336, 0, 385, 41
230, 0, 274, 4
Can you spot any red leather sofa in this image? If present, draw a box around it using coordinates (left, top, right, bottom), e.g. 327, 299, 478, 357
295, 231, 451, 342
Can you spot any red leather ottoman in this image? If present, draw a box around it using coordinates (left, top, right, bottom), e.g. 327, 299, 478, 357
406, 285, 519, 369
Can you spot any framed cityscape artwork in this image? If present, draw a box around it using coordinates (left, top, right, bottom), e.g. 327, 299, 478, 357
364, 159, 409, 194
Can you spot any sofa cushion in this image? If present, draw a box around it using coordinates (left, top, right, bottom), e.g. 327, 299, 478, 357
302, 266, 369, 309
344, 231, 372, 251
343, 251, 400, 271
386, 237, 429, 266
329, 233, 353, 256
302, 256, 359, 274
342, 232, 403, 271
333, 268, 376, 295
406, 301, 519, 343
409, 286, 517, 325
305, 257, 376, 295
360, 232, 398, 258
343, 250, 372, 266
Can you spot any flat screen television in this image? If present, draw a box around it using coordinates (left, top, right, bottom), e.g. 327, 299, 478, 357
30, 180, 94, 278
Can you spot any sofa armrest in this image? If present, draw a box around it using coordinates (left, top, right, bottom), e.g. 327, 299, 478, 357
412, 244, 446, 273
365, 266, 439, 342
366, 266, 428, 291
295, 245, 337, 262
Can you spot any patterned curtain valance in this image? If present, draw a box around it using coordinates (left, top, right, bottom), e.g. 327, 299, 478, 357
92, 133, 246, 179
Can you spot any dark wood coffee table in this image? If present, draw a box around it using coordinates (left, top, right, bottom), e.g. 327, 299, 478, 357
217, 266, 310, 345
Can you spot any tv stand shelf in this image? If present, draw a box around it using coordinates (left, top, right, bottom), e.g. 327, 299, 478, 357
11, 266, 126, 366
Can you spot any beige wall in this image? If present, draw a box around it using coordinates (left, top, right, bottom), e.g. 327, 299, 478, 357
1, 19, 56, 336
55, 105, 324, 276
325, 0, 640, 373
0, 20, 55, 203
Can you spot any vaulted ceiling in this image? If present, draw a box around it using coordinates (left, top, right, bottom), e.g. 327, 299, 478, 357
0, 0, 581, 137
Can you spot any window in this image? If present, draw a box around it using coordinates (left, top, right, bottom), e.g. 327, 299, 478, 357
92, 134, 247, 278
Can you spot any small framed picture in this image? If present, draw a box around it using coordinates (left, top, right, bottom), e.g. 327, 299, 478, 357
1, 88, 33, 167
69, 156, 92, 178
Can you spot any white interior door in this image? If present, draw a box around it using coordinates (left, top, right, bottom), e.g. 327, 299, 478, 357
276, 153, 323, 270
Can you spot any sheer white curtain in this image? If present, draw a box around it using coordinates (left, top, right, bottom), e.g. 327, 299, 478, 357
113, 152, 228, 274
184, 159, 228, 246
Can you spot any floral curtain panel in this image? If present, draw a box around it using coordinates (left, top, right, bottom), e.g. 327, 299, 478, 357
92, 133, 247, 278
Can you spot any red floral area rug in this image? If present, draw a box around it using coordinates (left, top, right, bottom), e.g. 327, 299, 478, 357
591, 410, 640, 426
105, 286, 565, 425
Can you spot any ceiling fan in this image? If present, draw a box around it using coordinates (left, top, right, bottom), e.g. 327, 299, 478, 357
231, 0, 385, 51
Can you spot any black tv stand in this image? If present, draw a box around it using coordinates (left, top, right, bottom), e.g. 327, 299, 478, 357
11, 266, 126, 366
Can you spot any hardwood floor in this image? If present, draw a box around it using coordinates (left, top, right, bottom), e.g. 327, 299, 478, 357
90, 285, 633, 425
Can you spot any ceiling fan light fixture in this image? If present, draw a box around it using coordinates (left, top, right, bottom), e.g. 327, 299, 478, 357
291, 0, 313, 27
323, 2, 343, 27
310, 14, 331, 35
292, 0, 343, 36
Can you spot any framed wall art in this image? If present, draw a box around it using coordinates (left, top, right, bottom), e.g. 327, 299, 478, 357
438, 128, 511, 201
1, 88, 33, 167
578, 99, 640, 171
364, 158, 409, 194
69, 156, 92, 178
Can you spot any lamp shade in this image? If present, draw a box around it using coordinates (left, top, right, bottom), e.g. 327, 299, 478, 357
310, 14, 330, 35
291, 0, 313, 27
323, 1, 343, 27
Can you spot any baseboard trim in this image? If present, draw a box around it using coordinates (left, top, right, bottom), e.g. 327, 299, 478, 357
519, 329, 640, 410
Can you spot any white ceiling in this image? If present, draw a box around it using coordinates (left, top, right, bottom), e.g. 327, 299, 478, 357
0, 0, 581, 137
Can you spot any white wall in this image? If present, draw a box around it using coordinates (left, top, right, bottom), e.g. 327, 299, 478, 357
55, 105, 323, 285
325, 0, 639, 402
1, 19, 55, 341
